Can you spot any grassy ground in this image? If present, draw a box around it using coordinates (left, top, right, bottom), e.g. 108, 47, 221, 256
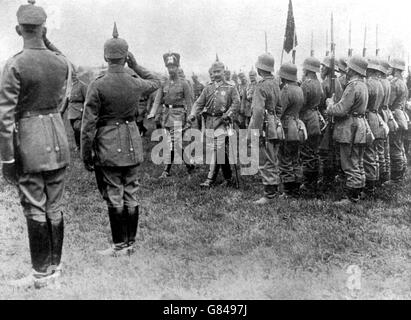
0, 122, 410, 300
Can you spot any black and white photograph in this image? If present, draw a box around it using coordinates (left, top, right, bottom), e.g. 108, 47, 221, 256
0, 0, 410, 302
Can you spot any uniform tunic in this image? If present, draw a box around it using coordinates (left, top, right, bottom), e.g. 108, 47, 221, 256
0, 46, 69, 222
81, 63, 160, 207
248, 75, 281, 193
237, 81, 248, 128
379, 76, 392, 180
279, 82, 304, 184
327, 78, 368, 189
300, 76, 323, 179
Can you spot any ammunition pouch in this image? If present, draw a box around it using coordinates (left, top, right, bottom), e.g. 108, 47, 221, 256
393, 108, 409, 131
264, 112, 284, 141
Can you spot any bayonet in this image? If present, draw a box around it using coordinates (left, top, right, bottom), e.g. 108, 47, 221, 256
363, 25, 367, 57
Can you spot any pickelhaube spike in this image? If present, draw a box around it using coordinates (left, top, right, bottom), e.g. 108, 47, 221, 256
28, 0, 36, 4
112, 22, 119, 38
216, 54, 219, 62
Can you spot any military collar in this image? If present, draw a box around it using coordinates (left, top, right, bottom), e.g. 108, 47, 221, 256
262, 75, 274, 80
346, 76, 364, 86
107, 64, 126, 73
24, 45, 47, 50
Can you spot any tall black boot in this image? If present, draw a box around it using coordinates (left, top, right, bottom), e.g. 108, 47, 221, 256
47, 216, 64, 270
26, 219, 52, 274
98, 207, 128, 256
125, 206, 139, 247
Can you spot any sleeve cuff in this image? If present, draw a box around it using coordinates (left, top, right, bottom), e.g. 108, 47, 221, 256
1, 159, 15, 164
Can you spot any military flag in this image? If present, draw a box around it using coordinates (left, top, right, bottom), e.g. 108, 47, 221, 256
283, 0, 298, 54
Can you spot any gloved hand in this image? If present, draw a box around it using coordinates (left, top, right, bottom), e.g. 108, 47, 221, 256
2, 162, 18, 185
326, 94, 335, 110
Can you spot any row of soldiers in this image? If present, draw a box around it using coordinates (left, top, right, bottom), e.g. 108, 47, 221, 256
0, 1, 410, 288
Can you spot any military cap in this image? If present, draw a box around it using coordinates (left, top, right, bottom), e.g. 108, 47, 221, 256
389, 58, 406, 71
347, 55, 368, 77
302, 57, 321, 73
367, 57, 381, 72
163, 52, 180, 67
279, 62, 298, 82
104, 22, 129, 59
17, 0, 47, 25
256, 53, 275, 73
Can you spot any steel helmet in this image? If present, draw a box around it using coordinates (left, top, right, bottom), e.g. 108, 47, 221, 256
379, 59, 390, 75
303, 57, 321, 73
279, 62, 298, 82
389, 58, 406, 71
321, 56, 338, 71
255, 53, 275, 72
367, 57, 381, 72
347, 55, 368, 77
338, 57, 348, 73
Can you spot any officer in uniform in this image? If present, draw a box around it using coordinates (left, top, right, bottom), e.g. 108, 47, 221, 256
191, 73, 205, 130
299, 57, 324, 197
319, 56, 344, 191
81, 24, 160, 256
364, 58, 385, 197
148, 53, 194, 178
0, 0, 70, 287
66, 70, 88, 149
237, 72, 249, 129
188, 58, 240, 188
326, 56, 369, 204
388, 58, 408, 183
278, 63, 305, 196
378, 59, 394, 184
248, 53, 282, 204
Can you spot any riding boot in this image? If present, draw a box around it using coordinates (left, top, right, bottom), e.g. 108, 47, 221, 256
26, 219, 52, 274
125, 206, 139, 249
47, 216, 64, 272
98, 207, 128, 256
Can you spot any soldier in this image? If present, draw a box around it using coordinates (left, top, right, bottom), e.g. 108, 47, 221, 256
318, 56, 344, 191
299, 57, 324, 197
240, 69, 258, 130
325, 56, 369, 204
364, 58, 386, 197
208, 67, 215, 84
388, 58, 409, 183
278, 63, 304, 197
191, 73, 205, 130
248, 53, 282, 204
0, 1, 70, 287
338, 57, 348, 90
378, 59, 394, 184
188, 58, 240, 188
81, 24, 160, 256
237, 72, 249, 129
136, 95, 149, 137
148, 53, 194, 178
66, 70, 88, 149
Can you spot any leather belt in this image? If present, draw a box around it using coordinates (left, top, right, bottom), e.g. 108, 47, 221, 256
206, 112, 224, 117
17, 109, 59, 119
97, 116, 135, 128
165, 104, 185, 109
350, 113, 365, 118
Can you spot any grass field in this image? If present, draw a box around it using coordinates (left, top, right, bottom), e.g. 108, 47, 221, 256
0, 122, 410, 300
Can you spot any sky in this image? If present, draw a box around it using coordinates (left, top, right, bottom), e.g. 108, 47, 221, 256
1, 0, 411, 76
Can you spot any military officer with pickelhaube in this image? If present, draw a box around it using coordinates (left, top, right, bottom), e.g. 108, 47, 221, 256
299, 57, 324, 197
248, 53, 282, 204
148, 52, 195, 178
388, 58, 409, 183
188, 57, 240, 188
326, 55, 369, 204
0, 0, 71, 288
237, 71, 249, 129
81, 23, 161, 256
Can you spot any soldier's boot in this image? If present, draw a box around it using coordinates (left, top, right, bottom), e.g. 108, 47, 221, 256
125, 206, 139, 254
362, 180, 377, 199
390, 170, 403, 184
8, 219, 54, 289
98, 207, 129, 257
47, 216, 64, 276
280, 182, 296, 198
160, 150, 174, 178
300, 172, 318, 198
220, 156, 233, 187
200, 164, 220, 188
334, 187, 361, 205
255, 185, 278, 205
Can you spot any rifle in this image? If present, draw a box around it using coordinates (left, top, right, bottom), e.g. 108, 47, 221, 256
325, 30, 330, 56
376, 25, 380, 57
310, 31, 314, 57
330, 13, 336, 99
348, 20, 353, 57
363, 25, 367, 57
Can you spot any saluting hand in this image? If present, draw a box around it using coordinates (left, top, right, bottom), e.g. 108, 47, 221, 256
126, 52, 137, 70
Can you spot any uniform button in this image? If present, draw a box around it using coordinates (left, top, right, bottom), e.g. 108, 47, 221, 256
130, 148, 134, 151
55, 146, 60, 152
125, 121, 129, 124
49, 114, 53, 118
80, 108, 83, 112
39, 115, 43, 119
117, 149, 122, 153
116, 122, 119, 126
46, 147, 51, 152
